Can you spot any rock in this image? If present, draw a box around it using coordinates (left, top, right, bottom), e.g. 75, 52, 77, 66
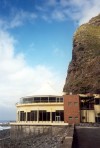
63, 15, 100, 94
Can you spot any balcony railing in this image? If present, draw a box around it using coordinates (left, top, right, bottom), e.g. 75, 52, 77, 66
18, 97, 63, 104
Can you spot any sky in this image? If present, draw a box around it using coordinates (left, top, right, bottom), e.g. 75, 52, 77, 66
0, 0, 100, 120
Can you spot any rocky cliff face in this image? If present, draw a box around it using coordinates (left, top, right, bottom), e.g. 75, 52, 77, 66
63, 15, 100, 94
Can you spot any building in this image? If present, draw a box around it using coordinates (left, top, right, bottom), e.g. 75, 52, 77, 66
16, 95, 65, 125
80, 94, 100, 123
11, 93, 100, 125
64, 94, 100, 124
64, 95, 80, 124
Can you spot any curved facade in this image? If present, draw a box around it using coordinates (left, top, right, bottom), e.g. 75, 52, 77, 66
12, 94, 100, 125
16, 95, 65, 125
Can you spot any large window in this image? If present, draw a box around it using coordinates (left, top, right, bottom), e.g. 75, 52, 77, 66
46, 112, 50, 121
95, 117, 100, 122
31, 111, 37, 121
27, 112, 31, 121
27, 111, 37, 121
52, 110, 64, 121
20, 111, 26, 121
60, 98, 63, 102
39, 110, 50, 121
49, 97, 56, 102
22, 98, 34, 103
21, 96, 64, 103
34, 97, 40, 103
39, 110, 46, 121
95, 99, 100, 104
41, 97, 48, 102
52, 112, 56, 121
56, 98, 63, 102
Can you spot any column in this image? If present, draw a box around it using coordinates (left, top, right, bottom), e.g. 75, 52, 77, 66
18, 111, 21, 122
37, 110, 39, 122
17, 111, 19, 122
50, 110, 52, 123
26, 112, 27, 122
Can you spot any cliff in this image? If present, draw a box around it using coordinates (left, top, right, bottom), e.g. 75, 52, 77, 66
63, 15, 100, 94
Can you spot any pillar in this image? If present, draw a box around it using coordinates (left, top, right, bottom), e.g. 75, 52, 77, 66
26, 112, 27, 122
18, 111, 20, 122
50, 111, 52, 123
37, 110, 39, 122
17, 111, 19, 122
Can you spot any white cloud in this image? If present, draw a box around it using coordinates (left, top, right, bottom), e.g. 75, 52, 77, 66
10, 10, 37, 28
0, 0, 100, 27
0, 9, 37, 29
36, 0, 100, 25
63, 0, 100, 24
52, 9, 66, 21
65, 0, 100, 25
0, 30, 64, 120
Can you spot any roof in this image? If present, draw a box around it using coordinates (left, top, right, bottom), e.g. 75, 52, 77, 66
21, 83, 63, 98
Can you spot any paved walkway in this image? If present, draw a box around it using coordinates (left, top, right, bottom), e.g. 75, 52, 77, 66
73, 126, 100, 148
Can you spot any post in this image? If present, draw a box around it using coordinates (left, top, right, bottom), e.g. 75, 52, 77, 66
26, 112, 27, 122
50, 111, 52, 123
37, 110, 39, 122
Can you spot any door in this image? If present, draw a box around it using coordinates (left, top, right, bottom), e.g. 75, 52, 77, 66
55, 116, 60, 122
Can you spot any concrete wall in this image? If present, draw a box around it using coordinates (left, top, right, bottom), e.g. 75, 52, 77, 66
10, 125, 51, 139
10, 125, 74, 148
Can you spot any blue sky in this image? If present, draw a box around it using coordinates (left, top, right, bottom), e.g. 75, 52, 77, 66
0, 0, 100, 120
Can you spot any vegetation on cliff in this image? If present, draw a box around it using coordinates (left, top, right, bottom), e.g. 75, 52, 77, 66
63, 15, 100, 94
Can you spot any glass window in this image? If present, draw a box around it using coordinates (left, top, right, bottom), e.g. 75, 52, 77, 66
57, 98, 60, 102
41, 97, 48, 102
49, 97, 56, 102
60, 98, 63, 102
69, 116, 72, 120
23, 98, 34, 103
74, 102, 78, 106
34, 97, 40, 103
95, 99, 100, 105
68, 102, 72, 106
75, 117, 78, 120
31, 110, 37, 121
82, 116, 85, 120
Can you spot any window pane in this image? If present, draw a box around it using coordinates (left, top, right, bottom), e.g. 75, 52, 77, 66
49, 97, 56, 102
34, 97, 40, 103
95, 99, 100, 104
69, 116, 72, 120
60, 98, 63, 102
68, 102, 72, 106
75, 117, 78, 120
41, 97, 48, 102
57, 98, 59, 102
74, 102, 78, 106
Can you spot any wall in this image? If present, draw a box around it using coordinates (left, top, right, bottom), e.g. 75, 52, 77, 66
81, 110, 95, 123
17, 103, 64, 112
64, 95, 80, 124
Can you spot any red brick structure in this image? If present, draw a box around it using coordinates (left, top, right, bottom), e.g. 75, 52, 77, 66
64, 95, 80, 124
